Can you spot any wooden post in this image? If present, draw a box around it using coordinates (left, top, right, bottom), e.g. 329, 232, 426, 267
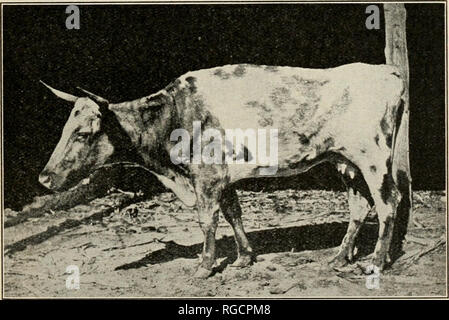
383, 3, 412, 257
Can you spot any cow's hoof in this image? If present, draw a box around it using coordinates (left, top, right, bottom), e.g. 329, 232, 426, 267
369, 256, 386, 273
230, 255, 252, 268
193, 267, 213, 279
328, 253, 348, 269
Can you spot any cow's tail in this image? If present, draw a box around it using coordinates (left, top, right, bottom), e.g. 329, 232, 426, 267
390, 87, 412, 257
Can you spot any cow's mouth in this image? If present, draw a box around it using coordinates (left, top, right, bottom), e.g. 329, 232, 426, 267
40, 167, 90, 192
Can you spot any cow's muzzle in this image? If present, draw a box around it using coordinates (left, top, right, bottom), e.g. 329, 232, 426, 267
39, 170, 56, 190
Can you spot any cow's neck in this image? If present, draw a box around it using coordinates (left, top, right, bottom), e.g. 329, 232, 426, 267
107, 96, 196, 204
97, 103, 143, 165
108, 97, 150, 148
107, 97, 176, 171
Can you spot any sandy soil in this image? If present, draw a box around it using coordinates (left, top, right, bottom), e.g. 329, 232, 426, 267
3, 190, 447, 297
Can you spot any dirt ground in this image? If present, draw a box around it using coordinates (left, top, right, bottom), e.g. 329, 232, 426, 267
3, 189, 447, 298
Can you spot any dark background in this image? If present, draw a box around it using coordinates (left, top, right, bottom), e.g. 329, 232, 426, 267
2, 4, 446, 210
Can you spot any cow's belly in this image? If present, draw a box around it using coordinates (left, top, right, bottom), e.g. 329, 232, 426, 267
227, 143, 330, 183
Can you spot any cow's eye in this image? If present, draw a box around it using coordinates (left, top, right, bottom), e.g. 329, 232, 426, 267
75, 133, 90, 142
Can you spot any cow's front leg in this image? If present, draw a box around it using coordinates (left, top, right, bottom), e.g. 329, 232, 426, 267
220, 187, 253, 268
194, 197, 220, 279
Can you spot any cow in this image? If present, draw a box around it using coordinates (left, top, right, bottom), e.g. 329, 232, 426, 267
39, 62, 407, 278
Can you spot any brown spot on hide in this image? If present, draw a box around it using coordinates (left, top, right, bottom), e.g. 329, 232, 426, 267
294, 103, 315, 121
380, 109, 393, 148
234, 146, 253, 163
297, 133, 310, 145
323, 137, 334, 149
185, 76, 197, 94
258, 117, 274, 127
270, 87, 291, 109
213, 68, 231, 80
245, 101, 273, 127
245, 101, 271, 113
390, 169, 411, 255
375, 134, 380, 146
380, 157, 398, 205
264, 65, 279, 72
233, 65, 246, 77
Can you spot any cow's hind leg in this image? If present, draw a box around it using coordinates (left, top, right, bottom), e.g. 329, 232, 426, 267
329, 185, 372, 268
360, 158, 401, 271
220, 187, 253, 268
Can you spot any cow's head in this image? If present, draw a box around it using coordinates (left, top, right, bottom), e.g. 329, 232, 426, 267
39, 82, 115, 191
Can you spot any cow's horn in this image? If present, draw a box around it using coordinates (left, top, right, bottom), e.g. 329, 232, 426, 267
76, 87, 109, 105
40, 80, 78, 102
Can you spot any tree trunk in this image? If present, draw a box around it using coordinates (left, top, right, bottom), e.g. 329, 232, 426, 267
383, 3, 412, 257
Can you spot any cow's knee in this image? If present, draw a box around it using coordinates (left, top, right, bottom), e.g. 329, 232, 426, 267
196, 206, 220, 271
198, 211, 219, 234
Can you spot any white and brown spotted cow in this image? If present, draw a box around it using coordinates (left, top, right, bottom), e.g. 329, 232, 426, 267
39, 62, 408, 278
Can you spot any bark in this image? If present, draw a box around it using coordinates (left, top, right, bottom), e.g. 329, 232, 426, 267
384, 3, 413, 256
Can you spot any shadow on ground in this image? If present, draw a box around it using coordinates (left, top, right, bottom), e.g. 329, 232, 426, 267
115, 221, 379, 271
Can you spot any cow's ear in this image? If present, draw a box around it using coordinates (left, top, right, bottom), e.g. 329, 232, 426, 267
76, 87, 110, 113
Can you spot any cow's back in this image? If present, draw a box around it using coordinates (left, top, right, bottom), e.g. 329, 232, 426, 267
177, 63, 401, 132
